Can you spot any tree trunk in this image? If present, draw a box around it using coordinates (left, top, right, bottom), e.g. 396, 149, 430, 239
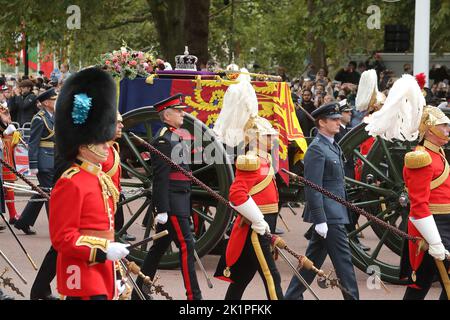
147, 0, 186, 65
307, 0, 327, 70
147, 0, 210, 68
185, 0, 210, 67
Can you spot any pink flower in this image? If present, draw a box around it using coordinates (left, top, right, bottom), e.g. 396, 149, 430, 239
138, 52, 144, 59
129, 60, 137, 66
112, 58, 118, 63
105, 60, 111, 65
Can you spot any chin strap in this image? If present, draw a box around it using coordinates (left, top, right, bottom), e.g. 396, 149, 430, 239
429, 126, 450, 141
87, 144, 109, 158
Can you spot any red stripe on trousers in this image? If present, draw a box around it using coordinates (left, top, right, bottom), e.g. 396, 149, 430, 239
170, 216, 193, 300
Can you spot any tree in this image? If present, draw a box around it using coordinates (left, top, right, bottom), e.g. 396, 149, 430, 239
0, 0, 449, 77
147, 0, 211, 66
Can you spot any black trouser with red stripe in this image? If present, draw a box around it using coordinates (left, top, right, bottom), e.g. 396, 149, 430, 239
133, 215, 202, 300
225, 213, 283, 300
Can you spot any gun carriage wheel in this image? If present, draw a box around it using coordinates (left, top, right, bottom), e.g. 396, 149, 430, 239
116, 106, 234, 269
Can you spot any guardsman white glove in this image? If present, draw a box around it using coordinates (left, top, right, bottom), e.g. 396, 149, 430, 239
155, 212, 168, 225
230, 197, 271, 236
411, 215, 449, 260
106, 242, 129, 261
315, 222, 328, 239
251, 219, 271, 236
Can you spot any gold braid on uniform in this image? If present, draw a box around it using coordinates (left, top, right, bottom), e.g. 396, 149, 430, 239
98, 172, 120, 213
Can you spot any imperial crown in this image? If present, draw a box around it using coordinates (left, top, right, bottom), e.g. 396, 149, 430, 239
175, 46, 198, 71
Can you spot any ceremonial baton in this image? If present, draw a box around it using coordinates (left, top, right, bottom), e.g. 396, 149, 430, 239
126, 230, 169, 250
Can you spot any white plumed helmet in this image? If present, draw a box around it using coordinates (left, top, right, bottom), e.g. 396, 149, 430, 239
213, 68, 278, 147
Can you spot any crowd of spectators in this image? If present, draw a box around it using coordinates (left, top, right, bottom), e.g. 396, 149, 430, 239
0, 63, 71, 128
289, 58, 450, 137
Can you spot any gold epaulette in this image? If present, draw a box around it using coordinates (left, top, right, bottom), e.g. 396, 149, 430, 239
61, 167, 80, 179
404, 147, 432, 169
236, 153, 260, 171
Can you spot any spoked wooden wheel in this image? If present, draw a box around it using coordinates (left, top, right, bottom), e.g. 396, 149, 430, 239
116, 106, 234, 269
340, 122, 413, 284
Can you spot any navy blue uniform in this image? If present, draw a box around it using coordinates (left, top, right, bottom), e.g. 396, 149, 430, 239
133, 124, 202, 300
15, 109, 54, 228
285, 133, 359, 300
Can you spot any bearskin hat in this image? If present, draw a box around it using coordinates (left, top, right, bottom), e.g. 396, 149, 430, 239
55, 67, 117, 161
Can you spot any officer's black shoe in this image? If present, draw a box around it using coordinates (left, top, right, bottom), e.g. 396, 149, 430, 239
14, 224, 36, 235
31, 294, 59, 300
0, 290, 14, 300
9, 218, 17, 225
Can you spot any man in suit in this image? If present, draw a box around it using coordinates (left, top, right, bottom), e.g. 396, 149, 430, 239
285, 102, 359, 300
15, 88, 56, 235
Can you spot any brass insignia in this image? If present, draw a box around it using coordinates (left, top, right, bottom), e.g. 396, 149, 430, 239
411, 271, 417, 282
236, 153, 260, 171
223, 267, 231, 278
61, 167, 80, 179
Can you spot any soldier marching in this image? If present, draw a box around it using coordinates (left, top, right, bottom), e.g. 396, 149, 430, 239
2, 67, 450, 302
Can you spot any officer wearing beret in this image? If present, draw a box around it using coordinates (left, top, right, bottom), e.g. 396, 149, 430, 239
15, 88, 56, 235
285, 102, 359, 300
132, 94, 202, 300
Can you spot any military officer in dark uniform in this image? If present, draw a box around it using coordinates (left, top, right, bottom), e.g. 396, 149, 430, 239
132, 94, 202, 300
15, 88, 56, 235
285, 102, 359, 300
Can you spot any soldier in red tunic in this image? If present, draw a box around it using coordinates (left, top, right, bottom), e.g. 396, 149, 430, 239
0, 104, 22, 224
364, 74, 450, 300
213, 71, 283, 300
402, 106, 450, 300
49, 67, 129, 300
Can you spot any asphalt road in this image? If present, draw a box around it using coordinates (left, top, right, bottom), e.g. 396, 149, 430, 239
0, 187, 443, 300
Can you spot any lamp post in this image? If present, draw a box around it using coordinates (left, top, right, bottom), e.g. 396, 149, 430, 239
413, 0, 430, 86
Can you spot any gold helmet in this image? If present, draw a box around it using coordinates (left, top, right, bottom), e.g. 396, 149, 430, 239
418, 106, 450, 141
213, 68, 278, 147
